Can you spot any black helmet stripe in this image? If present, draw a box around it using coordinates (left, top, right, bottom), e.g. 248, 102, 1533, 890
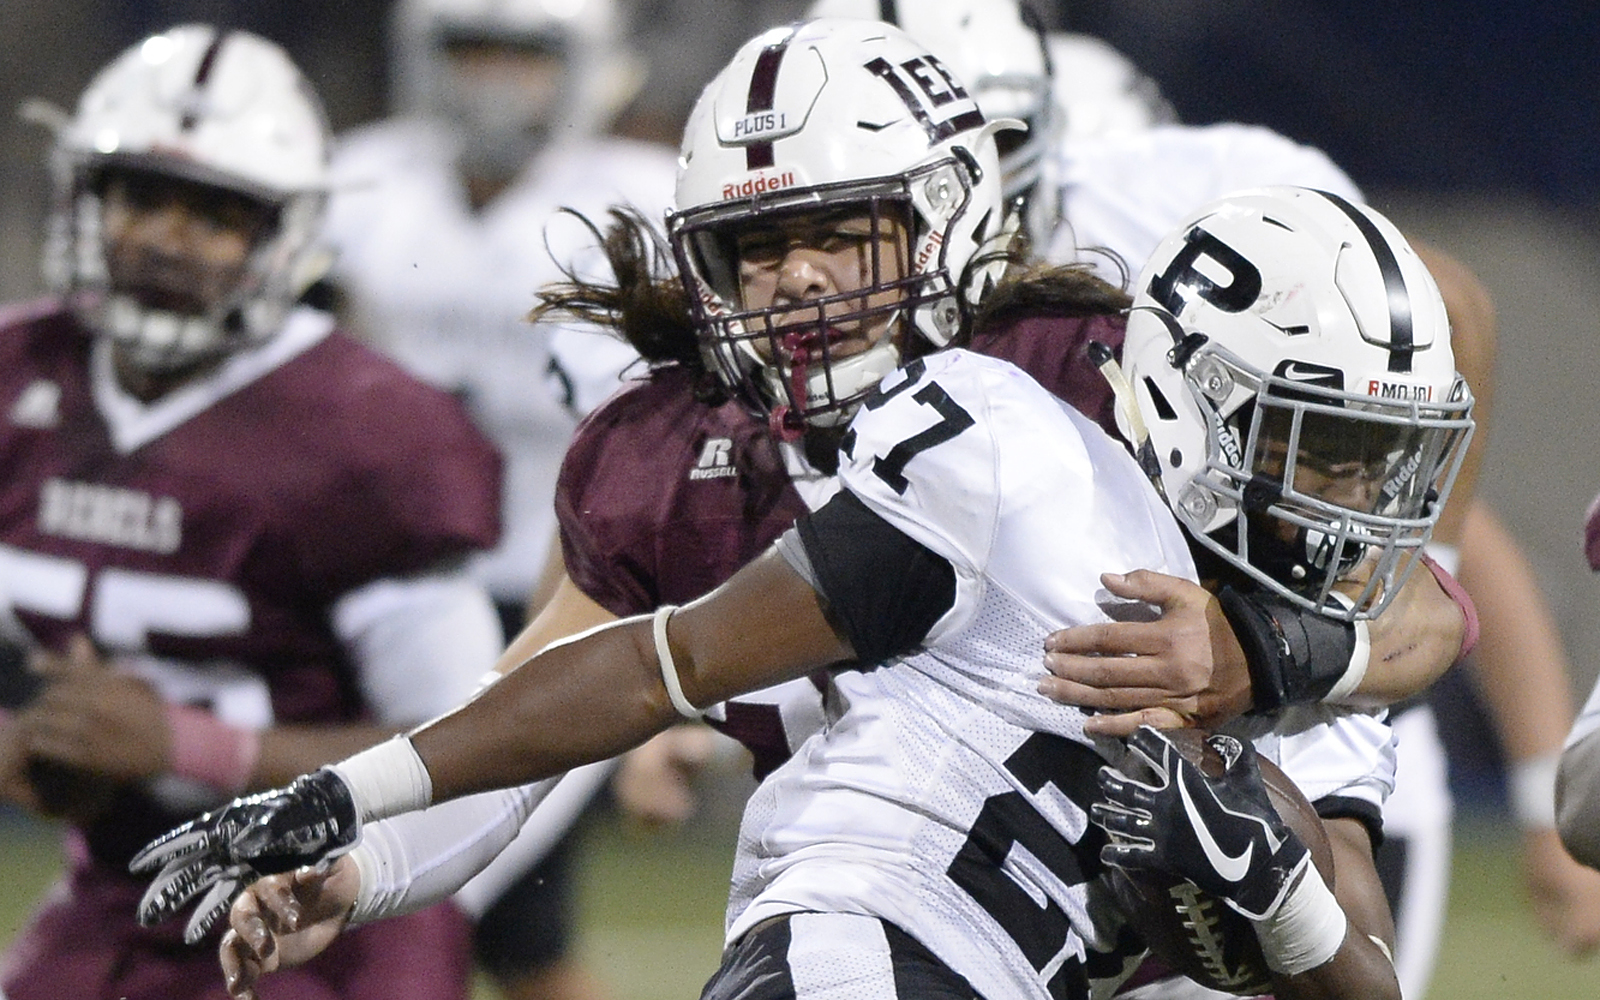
743, 28, 797, 170
1313, 189, 1414, 373
180, 30, 230, 131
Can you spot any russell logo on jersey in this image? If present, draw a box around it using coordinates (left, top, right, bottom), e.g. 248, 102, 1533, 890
688, 437, 739, 481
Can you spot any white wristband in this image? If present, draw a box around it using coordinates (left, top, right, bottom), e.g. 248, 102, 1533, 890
1253, 862, 1348, 976
1509, 751, 1561, 829
654, 606, 702, 719
330, 735, 434, 823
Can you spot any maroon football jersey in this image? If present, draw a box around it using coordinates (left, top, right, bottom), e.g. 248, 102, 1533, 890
558, 311, 1123, 617
555, 312, 1125, 772
0, 301, 501, 864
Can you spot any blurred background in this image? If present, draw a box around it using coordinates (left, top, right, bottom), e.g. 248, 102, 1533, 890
1, 1, 1597, 997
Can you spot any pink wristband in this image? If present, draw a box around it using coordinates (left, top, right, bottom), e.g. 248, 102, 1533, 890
165, 704, 261, 793
1421, 553, 1479, 662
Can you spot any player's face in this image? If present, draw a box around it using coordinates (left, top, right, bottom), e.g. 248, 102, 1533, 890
100, 168, 276, 318
733, 206, 911, 367
1254, 408, 1412, 515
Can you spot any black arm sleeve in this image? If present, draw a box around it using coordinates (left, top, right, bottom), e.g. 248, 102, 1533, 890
1216, 583, 1359, 713
792, 490, 957, 666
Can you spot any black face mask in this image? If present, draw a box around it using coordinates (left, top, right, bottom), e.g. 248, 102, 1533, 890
1209, 508, 1364, 601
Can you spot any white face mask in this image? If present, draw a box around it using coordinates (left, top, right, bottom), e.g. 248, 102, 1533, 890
437, 50, 567, 182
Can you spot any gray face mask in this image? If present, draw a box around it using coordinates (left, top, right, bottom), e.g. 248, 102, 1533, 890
437, 64, 567, 183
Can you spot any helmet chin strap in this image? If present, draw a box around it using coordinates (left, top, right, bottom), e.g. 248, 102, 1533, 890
764, 334, 903, 441
1090, 340, 1164, 486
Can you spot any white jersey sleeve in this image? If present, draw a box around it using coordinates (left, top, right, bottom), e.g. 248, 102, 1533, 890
1233, 706, 1397, 819
1045, 123, 1365, 280
332, 572, 501, 724
1570, 673, 1600, 749
1558, 677, 1600, 868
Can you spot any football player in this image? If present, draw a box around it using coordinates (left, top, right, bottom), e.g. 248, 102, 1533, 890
1556, 506, 1600, 871
807, 0, 1600, 986
0, 26, 504, 1000
137, 21, 1470, 1000
319, 1, 677, 997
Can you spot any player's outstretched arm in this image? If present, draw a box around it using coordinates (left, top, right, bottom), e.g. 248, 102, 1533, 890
1040, 563, 1467, 737
133, 547, 849, 934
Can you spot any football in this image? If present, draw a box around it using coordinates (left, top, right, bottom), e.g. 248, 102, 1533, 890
1105, 728, 1335, 995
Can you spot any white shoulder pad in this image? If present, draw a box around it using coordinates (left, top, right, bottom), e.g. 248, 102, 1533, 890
836, 350, 1114, 642
836, 351, 1004, 577
1051, 123, 1364, 275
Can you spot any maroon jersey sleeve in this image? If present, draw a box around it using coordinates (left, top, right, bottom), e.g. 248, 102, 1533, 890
556, 366, 809, 617
969, 311, 1128, 438
252, 333, 503, 597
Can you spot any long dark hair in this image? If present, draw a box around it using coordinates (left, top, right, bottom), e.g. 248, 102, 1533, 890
530, 207, 728, 404
530, 207, 1133, 395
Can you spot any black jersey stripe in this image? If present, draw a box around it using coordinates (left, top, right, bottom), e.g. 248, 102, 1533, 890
878, 0, 900, 22
743, 28, 796, 171
180, 30, 230, 131
1314, 189, 1414, 373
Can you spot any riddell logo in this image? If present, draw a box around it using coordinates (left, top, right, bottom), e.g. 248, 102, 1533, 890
913, 231, 944, 272
689, 438, 738, 480
1367, 379, 1433, 402
723, 171, 796, 200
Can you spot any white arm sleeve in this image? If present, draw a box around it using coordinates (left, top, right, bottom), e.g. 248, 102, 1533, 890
451, 760, 617, 918
332, 573, 502, 724
348, 778, 556, 924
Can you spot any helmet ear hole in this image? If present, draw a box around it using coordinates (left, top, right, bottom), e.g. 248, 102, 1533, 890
1142, 376, 1177, 421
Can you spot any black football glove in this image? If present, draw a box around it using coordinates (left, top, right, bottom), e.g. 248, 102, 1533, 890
1091, 726, 1310, 921
129, 768, 360, 943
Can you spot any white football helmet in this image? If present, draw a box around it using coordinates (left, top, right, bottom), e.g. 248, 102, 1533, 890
390, 0, 642, 177
42, 25, 331, 373
804, 0, 1057, 215
670, 18, 1016, 434
1117, 186, 1473, 620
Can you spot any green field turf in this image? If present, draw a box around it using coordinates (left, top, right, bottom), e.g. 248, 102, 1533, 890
1, 810, 1594, 999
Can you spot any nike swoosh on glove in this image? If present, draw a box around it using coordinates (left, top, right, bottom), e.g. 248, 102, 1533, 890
1091, 725, 1310, 921
128, 768, 360, 944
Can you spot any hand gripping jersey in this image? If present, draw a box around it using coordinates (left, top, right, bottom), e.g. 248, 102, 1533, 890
720, 351, 1392, 1000
0, 300, 501, 868
324, 120, 676, 602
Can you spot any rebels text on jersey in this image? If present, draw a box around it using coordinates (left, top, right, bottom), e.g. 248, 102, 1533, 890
0, 301, 500, 865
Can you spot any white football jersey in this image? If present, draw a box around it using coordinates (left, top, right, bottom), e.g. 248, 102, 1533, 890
1041, 122, 1364, 283
323, 119, 677, 601
726, 351, 1394, 999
